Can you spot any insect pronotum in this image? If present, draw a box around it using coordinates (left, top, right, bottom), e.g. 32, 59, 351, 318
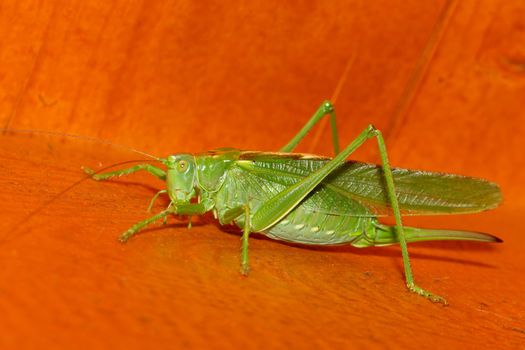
81, 98, 502, 305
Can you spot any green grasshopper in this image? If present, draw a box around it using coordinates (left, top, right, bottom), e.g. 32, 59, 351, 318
83, 101, 502, 305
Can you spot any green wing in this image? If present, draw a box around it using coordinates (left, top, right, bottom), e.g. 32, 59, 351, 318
236, 152, 502, 217
325, 161, 502, 215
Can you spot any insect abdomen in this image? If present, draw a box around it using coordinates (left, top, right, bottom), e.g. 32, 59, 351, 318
261, 206, 372, 245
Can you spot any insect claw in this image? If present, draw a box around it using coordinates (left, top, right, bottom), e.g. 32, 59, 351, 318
240, 264, 250, 276
118, 233, 131, 243
407, 283, 448, 305
431, 295, 448, 306
119, 226, 140, 242
81, 166, 95, 176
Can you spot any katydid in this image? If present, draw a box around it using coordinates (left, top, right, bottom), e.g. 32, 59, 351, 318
83, 100, 502, 305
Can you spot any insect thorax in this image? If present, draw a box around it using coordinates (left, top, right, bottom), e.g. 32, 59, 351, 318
194, 148, 241, 193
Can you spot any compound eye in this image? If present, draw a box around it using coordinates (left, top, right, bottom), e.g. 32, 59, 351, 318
177, 160, 188, 173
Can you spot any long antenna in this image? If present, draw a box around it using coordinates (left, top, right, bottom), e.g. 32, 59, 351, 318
382, 0, 457, 142
0, 159, 159, 246
0, 127, 162, 244
331, 52, 356, 105
0, 128, 160, 161
308, 51, 357, 153
308, 0, 456, 154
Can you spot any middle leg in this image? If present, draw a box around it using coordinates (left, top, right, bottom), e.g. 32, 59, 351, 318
280, 100, 340, 155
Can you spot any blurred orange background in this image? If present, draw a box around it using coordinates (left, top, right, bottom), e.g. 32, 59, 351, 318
0, 1, 524, 349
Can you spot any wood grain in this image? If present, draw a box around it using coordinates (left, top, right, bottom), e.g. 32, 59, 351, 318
0, 1, 524, 349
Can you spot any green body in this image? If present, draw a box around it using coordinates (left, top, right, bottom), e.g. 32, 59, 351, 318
84, 101, 502, 305
193, 149, 501, 246
200, 149, 374, 245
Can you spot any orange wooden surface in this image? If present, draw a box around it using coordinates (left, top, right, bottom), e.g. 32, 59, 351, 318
1, 1, 525, 349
